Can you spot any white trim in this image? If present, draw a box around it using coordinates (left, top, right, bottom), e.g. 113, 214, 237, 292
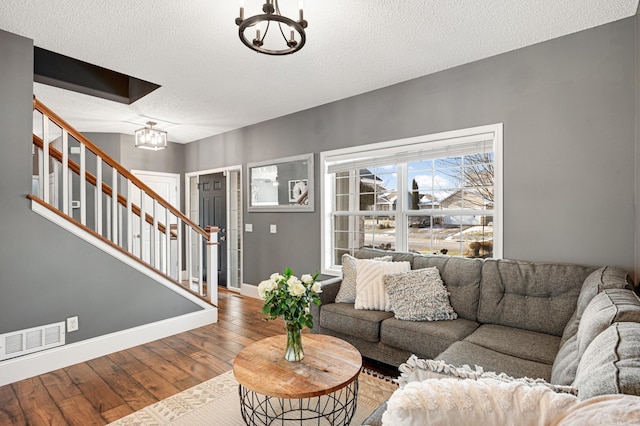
241, 283, 261, 299
0, 308, 217, 387
30, 199, 214, 311
185, 165, 244, 291
322, 124, 501, 159
320, 124, 503, 273
492, 123, 504, 259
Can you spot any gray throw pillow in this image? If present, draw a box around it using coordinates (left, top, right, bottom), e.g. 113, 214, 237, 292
335, 254, 391, 303
384, 267, 458, 321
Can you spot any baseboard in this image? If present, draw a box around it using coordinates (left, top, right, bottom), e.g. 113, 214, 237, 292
0, 308, 217, 387
241, 283, 260, 299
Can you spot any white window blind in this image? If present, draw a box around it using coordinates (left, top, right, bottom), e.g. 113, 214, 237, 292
326, 133, 494, 174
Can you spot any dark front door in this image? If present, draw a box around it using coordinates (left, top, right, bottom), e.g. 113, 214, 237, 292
199, 173, 227, 287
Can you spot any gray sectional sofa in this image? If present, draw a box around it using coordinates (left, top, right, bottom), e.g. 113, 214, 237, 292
310, 248, 640, 422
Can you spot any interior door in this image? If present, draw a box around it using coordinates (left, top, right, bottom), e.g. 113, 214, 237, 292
199, 173, 227, 286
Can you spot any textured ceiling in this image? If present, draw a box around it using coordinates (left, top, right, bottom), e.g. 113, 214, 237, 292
1, 0, 638, 143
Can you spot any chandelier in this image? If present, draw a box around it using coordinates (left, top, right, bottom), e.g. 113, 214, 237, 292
134, 121, 167, 150
236, 0, 307, 55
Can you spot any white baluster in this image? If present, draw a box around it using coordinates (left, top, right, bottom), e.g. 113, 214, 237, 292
164, 209, 171, 276
79, 144, 86, 225
42, 117, 50, 203
152, 199, 159, 268
139, 189, 145, 261
61, 130, 69, 215
112, 169, 118, 245
177, 220, 183, 283
127, 179, 133, 253
198, 229, 204, 296
96, 156, 103, 235
187, 225, 193, 290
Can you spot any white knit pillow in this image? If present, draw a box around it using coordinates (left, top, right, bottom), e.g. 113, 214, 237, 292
354, 259, 410, 311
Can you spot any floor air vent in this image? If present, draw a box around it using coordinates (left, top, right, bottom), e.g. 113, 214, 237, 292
0, 321, 66, 361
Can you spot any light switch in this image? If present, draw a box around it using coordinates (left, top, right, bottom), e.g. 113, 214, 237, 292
245, 223, 253, 232
270, 224, 277, 234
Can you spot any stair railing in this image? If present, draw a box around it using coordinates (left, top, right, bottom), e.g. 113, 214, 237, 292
29, 98, 217, 305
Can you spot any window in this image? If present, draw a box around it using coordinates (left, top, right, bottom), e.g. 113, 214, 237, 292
321, 124, 502, 274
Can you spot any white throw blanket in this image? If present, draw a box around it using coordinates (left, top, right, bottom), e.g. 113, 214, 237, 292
382, 377, 579, 426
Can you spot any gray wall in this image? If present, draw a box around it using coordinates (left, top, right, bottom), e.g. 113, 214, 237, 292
0, 29, 202, 340
184, 18, 637, 285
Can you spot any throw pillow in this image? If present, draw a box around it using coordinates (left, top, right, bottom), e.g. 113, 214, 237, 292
397, 355, 578, 395
384, 267, 457, 321
354, 259, 410, 311
335, 254, 391, 303
381, 377, 578, 426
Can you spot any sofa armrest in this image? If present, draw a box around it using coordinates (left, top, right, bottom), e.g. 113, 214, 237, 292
318, 276, 342, 304
310, 276, 342, 333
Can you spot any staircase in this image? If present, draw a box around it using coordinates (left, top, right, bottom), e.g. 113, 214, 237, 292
29, 98, 218, 306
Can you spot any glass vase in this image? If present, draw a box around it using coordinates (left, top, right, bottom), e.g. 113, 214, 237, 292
285, 322, 304, 362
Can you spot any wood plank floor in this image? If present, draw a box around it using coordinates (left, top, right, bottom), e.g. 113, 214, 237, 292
0, 289, 396, 425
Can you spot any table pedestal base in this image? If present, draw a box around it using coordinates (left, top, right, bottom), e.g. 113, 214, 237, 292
238, 379, 358, 425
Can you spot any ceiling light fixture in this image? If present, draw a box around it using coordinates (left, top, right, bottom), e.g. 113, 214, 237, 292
236, 0, 307, 56
134, 121, 168, 150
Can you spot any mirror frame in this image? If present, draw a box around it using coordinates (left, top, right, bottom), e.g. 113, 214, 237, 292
247, 153, 314, 212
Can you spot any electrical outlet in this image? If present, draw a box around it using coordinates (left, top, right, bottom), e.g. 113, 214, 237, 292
270, 224, 277, 234
67, 316, 79, 332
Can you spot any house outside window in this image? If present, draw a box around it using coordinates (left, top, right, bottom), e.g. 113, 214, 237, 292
320, 124, 503, 274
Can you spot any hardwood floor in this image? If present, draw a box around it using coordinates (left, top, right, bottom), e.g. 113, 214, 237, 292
0, 289, 396, 425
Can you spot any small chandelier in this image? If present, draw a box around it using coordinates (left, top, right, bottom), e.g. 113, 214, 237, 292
236, 0, 307, 56
134, 121, 167, 151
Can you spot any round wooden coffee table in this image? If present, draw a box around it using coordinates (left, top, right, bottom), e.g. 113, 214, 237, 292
233, 334, 362, 425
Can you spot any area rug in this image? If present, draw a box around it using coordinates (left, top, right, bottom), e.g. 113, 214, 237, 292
109, 369, 398, 425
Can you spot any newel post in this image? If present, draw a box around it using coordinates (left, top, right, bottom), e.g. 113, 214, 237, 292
205, 226, 220, 304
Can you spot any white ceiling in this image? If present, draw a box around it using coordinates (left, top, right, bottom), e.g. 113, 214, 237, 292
1, 1, 638, 143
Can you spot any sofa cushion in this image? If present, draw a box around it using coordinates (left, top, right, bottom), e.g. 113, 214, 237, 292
381, 318, 478, 360
355, 259, 411, 311
355, 247, 415, 267
559, 266, 632, 347
437, 341, 553, 381
319, 303, 393, 342
478, 259, 595, 336
551, 288, 640, 386
550, 335, 578, 386
464, 324, 561, 365
384, 267, 458, 321
381, 377, 578, 426
573, 322, 640, 400
412, 254, 483, 322
576, 289, 640, 358
335, 254, 391, 304
397, 355, 577, 395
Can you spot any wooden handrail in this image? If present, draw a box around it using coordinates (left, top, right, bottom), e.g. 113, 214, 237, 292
33, 98, 208, 239
27, 194, 216, 307
33, 135, 177, 237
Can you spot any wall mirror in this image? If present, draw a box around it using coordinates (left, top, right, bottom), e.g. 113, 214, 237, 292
247, 153, 314, 212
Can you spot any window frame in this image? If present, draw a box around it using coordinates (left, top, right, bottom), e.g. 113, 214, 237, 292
320, 124, 503, 275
